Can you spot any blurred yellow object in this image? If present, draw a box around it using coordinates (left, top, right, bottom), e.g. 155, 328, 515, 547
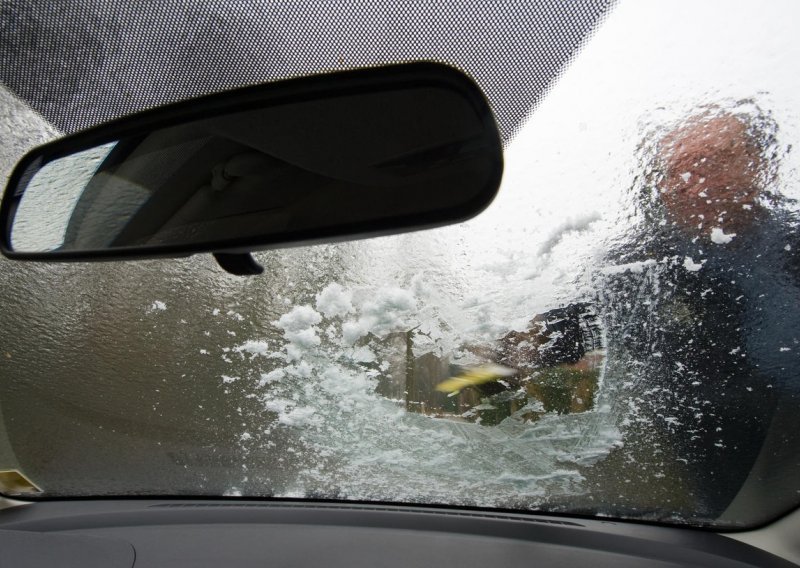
435, 364, 516, 393
0, 469, 42, 494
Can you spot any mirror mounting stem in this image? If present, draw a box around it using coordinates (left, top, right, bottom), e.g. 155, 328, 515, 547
212, 252, 264, 276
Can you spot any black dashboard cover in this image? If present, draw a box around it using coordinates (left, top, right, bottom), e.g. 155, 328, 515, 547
0, 500, 794, 567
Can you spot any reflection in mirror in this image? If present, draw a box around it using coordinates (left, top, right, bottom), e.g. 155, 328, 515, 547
12, 143, 117, 252
5, 68, 502, 256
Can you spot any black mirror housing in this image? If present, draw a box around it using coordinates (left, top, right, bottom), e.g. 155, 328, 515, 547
0, 63, 503, 271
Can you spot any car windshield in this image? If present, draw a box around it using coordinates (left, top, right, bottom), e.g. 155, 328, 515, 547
1, 0, 799, 530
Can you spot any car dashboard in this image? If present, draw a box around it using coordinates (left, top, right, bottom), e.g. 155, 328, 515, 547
0, 499, 795, 567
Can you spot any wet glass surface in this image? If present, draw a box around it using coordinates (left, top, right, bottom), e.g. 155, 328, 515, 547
1, 1, 799, 528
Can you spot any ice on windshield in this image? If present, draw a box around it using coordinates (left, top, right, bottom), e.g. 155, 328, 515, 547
0, 0, 799, 528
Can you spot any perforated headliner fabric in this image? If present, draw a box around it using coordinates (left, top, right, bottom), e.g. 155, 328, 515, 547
0, 1, 614, 143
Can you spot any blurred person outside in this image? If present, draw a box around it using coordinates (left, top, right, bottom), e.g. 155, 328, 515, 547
481, 103, 800, 521
579, 104, 799, 520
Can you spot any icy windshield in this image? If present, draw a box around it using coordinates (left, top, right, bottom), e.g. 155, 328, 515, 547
1, 1, 799, 529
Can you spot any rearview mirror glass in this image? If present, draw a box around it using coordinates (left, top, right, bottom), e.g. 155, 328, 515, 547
1, 63, 502, 261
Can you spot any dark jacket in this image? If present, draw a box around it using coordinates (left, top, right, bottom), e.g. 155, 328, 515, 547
595, 208, 800, 519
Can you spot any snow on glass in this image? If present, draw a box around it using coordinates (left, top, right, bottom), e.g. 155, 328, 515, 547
186, 1, 800, 523
2, 0, 795, 526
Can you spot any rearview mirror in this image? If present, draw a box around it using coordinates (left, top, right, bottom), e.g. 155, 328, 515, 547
0, 63, 503, 274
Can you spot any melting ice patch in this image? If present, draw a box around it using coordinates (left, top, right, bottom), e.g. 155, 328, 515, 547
602, 259, 657, 275
232, 282, 620, 508
683, 257, 705, 272
710, 227, 736, 245
276, 305, 323, 332
315, 283, 354, 318
235, 340, 271, 358
274, 305, 323, 360
341, 287, 417, 345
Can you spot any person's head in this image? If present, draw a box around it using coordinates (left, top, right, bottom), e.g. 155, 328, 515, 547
657, 112, 764, 234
